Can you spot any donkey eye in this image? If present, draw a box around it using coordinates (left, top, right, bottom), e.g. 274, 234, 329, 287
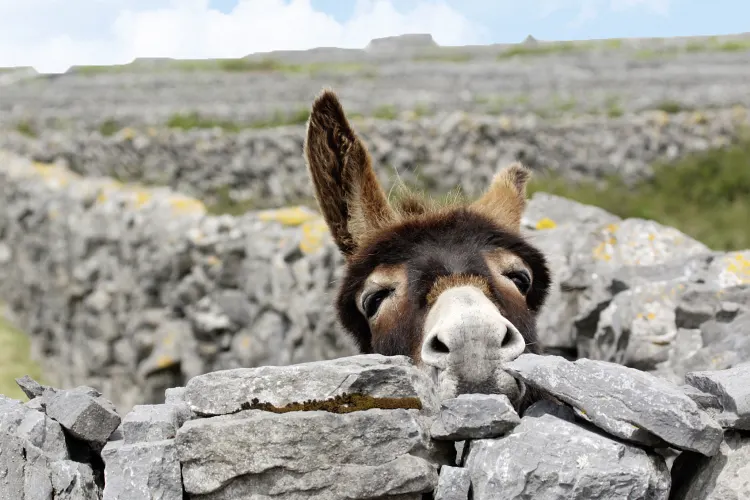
362, 289, 392, 319
506, 270, 531, 295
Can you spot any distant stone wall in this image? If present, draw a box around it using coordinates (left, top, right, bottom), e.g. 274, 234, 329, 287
1, 107, 748, 209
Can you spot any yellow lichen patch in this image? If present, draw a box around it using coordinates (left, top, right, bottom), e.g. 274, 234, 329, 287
47, 209, 58, 220
299, 218, 330, 255
652, 110, 670, 127
162, 332, 176, 347
725, 252, 750, 283
169, 196, 206, 215
241, 337, 251, 349
592, 240, 613, 261
648, 234, 655, 241
156, 355, 177, 369
498, 116, 512, 130
605, 223, 619, 233
206, 255, 221, 267
535, 217, 557, 230
133, 191, 152, 208
31, 161, 77, 187
690, 111, 708, 125
259, 206, 318, 227
732, 104, 747, 123
120, 127, 136, 140
646, 312, 656, 320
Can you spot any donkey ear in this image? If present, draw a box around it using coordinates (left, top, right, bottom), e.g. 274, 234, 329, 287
470, 162, 531, 233
304, 89, 396, 258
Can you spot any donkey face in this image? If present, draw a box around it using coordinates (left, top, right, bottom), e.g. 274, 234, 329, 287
303, 89, 551, 410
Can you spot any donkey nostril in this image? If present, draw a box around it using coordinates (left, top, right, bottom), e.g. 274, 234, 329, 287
501, 330, 514, 348
430, 336, 450, 354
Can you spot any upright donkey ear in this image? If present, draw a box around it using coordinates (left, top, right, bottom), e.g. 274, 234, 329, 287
470, 162, 531, 233
304, 89, 396, 258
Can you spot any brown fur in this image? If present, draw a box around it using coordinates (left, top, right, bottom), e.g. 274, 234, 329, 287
304, 89, 552, 409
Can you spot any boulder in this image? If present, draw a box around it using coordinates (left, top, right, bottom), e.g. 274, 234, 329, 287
505, 354, 724, 455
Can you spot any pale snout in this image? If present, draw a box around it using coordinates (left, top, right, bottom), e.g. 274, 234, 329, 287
420, 285, 527, 403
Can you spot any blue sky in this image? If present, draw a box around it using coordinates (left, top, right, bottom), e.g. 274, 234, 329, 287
0, 0, 747, 73
212, 0, 749, 42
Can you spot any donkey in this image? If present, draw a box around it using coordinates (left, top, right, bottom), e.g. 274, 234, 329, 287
303, 89, 552, 412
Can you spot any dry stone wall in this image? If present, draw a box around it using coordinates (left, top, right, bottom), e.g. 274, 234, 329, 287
2, 354, 749, 499
1, 106, 749, 208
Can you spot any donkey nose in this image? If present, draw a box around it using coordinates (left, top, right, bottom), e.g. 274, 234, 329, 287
420, 286, 526, 375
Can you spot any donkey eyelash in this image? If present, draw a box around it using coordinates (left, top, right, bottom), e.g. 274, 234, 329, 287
504, 270, 532, 295
362, 288, 394, 319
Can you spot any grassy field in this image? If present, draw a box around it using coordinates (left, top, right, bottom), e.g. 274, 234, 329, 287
528, 137, 750, 251
0, 313, 45, 400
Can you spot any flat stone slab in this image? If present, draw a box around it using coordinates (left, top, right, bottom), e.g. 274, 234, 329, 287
685, 363, 750, 430
465, 411, 671, 500
102, 439, 183, 500
505, 353, 724, 456
183, 354, 439, 417
175, 407, 446, 498
430, 394, 520, 440
434, 466, 471, 500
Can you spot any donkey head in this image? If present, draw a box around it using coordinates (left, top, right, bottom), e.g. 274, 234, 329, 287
303, 89, 551, 411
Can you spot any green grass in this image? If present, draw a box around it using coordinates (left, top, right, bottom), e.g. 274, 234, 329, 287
527, 137, 750, 251
98, 118, 123, 137
166, 108, 311, 131
0, 315, 45, 401
71, 58, 371, 76
412, 52, 473, 63
373, 105, 398, 120
655, 100, 688, 114
498, 41, 583, 59
15, 120, 37, 137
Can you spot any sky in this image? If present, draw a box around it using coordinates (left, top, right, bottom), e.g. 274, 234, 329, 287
0, 0, 747, 74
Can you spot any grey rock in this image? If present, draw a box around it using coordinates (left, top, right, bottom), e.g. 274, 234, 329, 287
465, 412, 671, 500
671, 431, 750, 500
102, 439, 183, 500
680, 384, 721, 411
121, 403, 186, 444
176, 407, 448, 497
25, 445, 102, 500
522, 399, 576, 422
164, 386, 186, 404
44, 387, 122, 447
14, 375, 49, 400
685, 363, 750, 430
0, 431, 25, 500
430, 394, 520, 440
434, 466, 471, 500
505, 354, 724, 456
0, 395, 69, 461
183, 354, 439, 417
191, 454, 436, 500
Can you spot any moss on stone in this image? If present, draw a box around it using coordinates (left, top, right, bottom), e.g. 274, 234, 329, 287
237, 392, 422, 414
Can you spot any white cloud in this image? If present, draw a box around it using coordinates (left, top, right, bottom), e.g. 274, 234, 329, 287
0, 0, 484, 73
